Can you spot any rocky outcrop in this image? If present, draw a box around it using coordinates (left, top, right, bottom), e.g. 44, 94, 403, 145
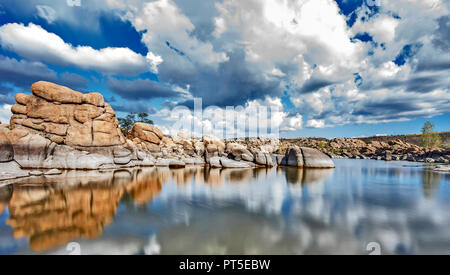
280, 137, 450, 164
11, 82, 124, 147
301, 147, 335, 168
279, 146, 335, 168
129, 122, 163, 153
0, 131, 13, 162
0, 81, 337, 178
4, 81, 161, 170
0, 161, 29, 181
226, 143, 254, 162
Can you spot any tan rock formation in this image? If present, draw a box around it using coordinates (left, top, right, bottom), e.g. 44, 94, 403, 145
0, 131, 13, 162
10, 81, 125, 147
6, 183, 125, 252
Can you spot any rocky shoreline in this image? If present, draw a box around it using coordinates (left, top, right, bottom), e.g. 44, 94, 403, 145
0, 81, 448, 183
0, 81, 337, 183
279, 137, 450, 164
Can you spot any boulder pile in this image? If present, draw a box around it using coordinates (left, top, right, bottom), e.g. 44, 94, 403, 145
0, 81, 336, 181
280, 137, 450, 163
11, 81, 124, 146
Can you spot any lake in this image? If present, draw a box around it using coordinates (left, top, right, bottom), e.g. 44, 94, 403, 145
1, 159, 450, 255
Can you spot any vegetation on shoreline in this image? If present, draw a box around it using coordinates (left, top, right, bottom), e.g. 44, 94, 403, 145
118, 112, 153, 136
421, 121, 442, 149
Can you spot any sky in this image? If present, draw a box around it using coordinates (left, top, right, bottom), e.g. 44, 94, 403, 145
0, 0, 449, 138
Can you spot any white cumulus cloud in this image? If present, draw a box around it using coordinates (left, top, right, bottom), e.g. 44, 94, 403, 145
0, 104, 12, 125
306, 119, 325, 129
0, 22, 161, 76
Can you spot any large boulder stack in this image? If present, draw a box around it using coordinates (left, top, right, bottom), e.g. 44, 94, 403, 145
0, 81, 338, 177
203, 134, 226, 162
5, 81, 158, 170
226, 143, 254, 162
11, 81, 125, 146
129, 122, 164, 153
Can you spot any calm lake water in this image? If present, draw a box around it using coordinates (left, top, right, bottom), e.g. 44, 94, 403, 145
1, 159, 450, 255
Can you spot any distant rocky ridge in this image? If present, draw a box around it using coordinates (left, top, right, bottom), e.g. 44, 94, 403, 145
0, 81, 335, 182
280, 137, 450, 164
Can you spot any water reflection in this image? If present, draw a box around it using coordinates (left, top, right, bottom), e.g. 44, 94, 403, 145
1, 166, 333, 253
1, 160, 449, 254
284, 168, 334, 185
0, 185, 12, 216
422, 169, 441, 198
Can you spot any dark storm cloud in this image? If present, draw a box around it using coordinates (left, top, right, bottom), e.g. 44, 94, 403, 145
352, 95, 450, 121
0, 83, 14, 105
433, 16, 450, 51
161, 49, 283, 107
416, 60, 450, 72
174, 0, 218, 42
298, 78, 335, 94
354, 100, 418, 116
361, 74, 446, 94
0, 55, 88, 91
413, 16, 450, 73
111, 102, 158, 114
107, 78, 183, 100
59, 72, 89, 90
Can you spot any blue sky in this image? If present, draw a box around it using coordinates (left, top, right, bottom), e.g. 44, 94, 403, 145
0, 0, 449, 138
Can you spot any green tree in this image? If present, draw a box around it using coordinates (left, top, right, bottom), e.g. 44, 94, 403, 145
421, 121, 442, 149
118, 112, 154, 136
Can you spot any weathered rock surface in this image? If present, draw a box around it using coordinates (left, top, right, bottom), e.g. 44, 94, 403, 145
130, 122, 163, 144
301, 147, 335, 168
208, 157, 222, 168
0, 131, 13, 162
169, 159, 186, 168
0, 81, 341, 181
0, 161, 28, 181
5, 81, 161, 171
220, 158, 254, 168
280, 137, 450, 164
282, 147, 304, 167
10, 81, 124, 147
279, 146, 335, 168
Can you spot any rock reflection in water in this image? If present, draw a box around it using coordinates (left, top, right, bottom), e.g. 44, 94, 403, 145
0, 185, 12, 216
284, 167, 334, 185
4, 168, 164, 252
422, 168, 441, 198
1, 166, 334, 253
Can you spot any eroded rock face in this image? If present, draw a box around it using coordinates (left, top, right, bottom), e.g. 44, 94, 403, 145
10, 81, 125, 147
130, 122, 163, 144
280, 146, 335, 168
5, 81, 162, 170
301, 147, 335, 168
1, 81, 337, 174
284, 147, 304, 167
0, 131, 13, 162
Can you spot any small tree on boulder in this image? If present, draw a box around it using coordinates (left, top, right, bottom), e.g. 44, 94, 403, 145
118, 112, 154, 136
